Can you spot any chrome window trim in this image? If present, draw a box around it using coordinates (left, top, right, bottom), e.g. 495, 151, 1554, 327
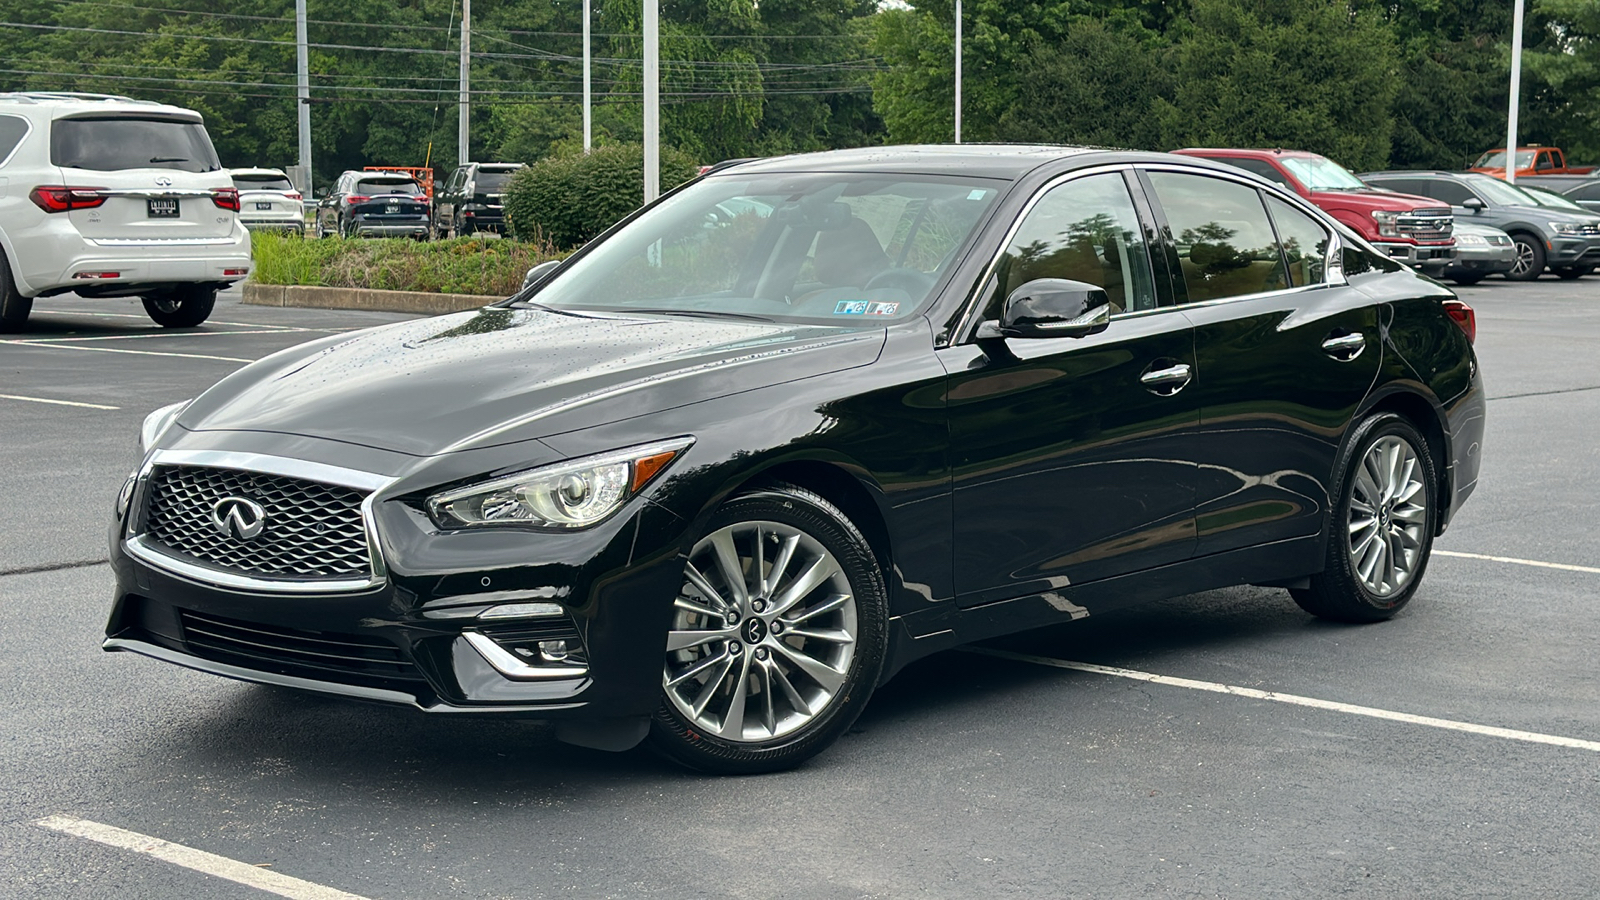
123, 449, 393, 595
0, 114, 33, 168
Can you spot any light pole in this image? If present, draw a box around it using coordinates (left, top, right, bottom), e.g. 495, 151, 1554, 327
294, 0, 311, 197
1505, 0, 1525, 184
954, 0, 962, 144
458, 0, 471, 166
643, 0, 659, 202
583, 0, 592, 152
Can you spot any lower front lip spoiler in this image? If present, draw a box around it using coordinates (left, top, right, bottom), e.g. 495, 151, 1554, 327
103, 637, 584, 715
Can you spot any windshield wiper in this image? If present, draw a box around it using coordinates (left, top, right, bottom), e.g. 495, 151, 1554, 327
149, 156, 189, 163
615, 308, 775, 323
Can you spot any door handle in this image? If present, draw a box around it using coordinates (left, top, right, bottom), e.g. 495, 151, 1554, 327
1139, 362, 1192, 396
1321, 332, 1366, 361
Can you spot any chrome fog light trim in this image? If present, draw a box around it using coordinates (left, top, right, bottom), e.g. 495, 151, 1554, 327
464, 632, 588, 681
478, 601, 565, 620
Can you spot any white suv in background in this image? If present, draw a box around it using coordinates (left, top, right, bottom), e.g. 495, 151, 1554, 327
230, 167, 306, 235
0, 92, 252, 332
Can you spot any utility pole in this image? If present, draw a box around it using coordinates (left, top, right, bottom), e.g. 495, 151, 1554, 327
643, 0, 659, 202
294, 0, 311, 197
458, 0, 471, 166
583, 0, 592, 152
1506, 0, 1525, 184
954, 0, 962, 144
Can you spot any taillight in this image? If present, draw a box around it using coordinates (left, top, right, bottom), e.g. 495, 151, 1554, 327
29, 185, 107, 213
210, 187, 240, 212
1443, 299, 1476, 344
347, 194, 369, 204
285, 192, 302, 201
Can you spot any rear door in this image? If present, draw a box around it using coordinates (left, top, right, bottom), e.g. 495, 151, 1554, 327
51, 114, 234, 243
1140, 168, 1382, 556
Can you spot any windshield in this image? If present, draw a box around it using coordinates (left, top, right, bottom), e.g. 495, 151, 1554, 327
233, 173, 295, 192
525, 173, 1002, 324
51, 116, 222, 173
1278, 155, 1366, 191
355, 178, 421, 195
1464, 173, 1543, 207
1522, 186, 1586, 210
474, 168, 519, 192
1475, 150, 1536, 169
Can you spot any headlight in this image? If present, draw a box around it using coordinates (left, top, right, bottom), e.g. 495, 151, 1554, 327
427, 437, 694, 530
1550, 221, 1583, 235
140, 400, 191, 453
1371, 210, 1402, 238
1454, 233, 1487, 246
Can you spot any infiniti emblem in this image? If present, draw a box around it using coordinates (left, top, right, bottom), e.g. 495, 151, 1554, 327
154, 176, 173, 187
211, 496, 267, 540
742, 617, 768, 645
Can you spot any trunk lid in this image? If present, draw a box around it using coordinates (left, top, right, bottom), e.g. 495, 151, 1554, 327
52, 114, 234, 243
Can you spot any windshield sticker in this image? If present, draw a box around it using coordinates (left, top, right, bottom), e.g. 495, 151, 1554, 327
834, 300, 870, 315
866, 302, 900, 316
967, 189, 989, 201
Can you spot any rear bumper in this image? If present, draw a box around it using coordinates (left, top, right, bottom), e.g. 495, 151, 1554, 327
11, 219, 252, 297
351, 217, 429, 238
242, 219, 305, 235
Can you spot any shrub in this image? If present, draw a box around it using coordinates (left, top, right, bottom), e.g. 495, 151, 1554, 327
504, 143, 699, 249
250, 233, 563, 296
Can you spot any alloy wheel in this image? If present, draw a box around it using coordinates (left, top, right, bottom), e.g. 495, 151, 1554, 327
663, 520, 858, 743
1510, 240, 1538, 277
1347, 435, 1428, 597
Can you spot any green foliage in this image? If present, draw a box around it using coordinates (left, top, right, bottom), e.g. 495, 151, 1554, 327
250, 233, 563, 296
503, 144, 698, 249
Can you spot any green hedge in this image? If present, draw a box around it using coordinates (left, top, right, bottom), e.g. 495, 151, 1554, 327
504, 143, 699, 249
250, 233, 562, 296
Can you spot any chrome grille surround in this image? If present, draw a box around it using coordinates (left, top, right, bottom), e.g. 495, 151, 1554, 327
1397, 208, 1453, 242
124, 450, 391, 594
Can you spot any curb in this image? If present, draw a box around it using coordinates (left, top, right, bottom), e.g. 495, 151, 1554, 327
241, 283, 503, 315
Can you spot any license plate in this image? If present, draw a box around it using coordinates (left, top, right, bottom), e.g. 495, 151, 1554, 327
147, 198, 180, 218
255, 201, 273, 211
385, 204, 400, 215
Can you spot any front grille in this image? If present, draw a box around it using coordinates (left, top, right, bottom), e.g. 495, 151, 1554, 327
179, 610, 423, 688
144, 465, 371, 581
1398, 209, 1453, 242
1578, 223, 1600, 236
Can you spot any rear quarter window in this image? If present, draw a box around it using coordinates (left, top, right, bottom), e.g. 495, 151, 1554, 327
51, 116, 221, 173
0, 115, 30, 166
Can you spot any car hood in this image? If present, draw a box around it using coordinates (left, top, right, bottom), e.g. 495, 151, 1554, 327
1309, 187, 1445, 212
180, 306, 887, 456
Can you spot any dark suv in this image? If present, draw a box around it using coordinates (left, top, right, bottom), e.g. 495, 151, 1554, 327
315, 171, 430, 240
433, 162, 523, 238
1360, 170, 1600, 280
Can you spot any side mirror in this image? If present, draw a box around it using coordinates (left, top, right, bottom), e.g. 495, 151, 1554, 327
1462, 198, 1486, 212
978, 278, 1111, 340
521, 260, 562, 292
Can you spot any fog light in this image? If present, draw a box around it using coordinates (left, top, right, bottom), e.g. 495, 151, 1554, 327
538, 640, 569, 663
478, 601, 563, 620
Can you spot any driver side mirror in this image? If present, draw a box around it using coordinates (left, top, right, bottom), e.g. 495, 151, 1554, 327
1462, 198, 1486, 212
977, 278, 1112, 340
521, 260, 562, 292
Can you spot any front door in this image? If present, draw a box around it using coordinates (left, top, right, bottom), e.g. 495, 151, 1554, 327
1141, 170, 1382, 556
942, 171, 1200, 607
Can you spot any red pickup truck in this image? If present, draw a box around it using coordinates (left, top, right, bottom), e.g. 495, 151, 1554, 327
1470, 146, 1594, 179
1173, 148, 1456, 276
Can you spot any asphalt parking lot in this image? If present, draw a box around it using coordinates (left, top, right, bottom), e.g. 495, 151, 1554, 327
2, 278, 1597, 899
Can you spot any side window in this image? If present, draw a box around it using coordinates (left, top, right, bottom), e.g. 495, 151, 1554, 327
1147, 171, 1288, 303
1221, 157, 1295, 190
1573, 183, 1600, 202
0, 115, 28, 165
988, 172, 1157, 316
1368, 177, 1424, 196
1429, 180, 1479, 207
1265, 196, 1330, 287
1537, 151, 1557, 171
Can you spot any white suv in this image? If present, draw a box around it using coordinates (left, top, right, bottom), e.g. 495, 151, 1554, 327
230, 167, 306, 235
0, 92, 252, 332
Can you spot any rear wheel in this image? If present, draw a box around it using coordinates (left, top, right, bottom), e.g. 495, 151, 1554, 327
1291, 413, 1438, 623
142, 285, 217, 328
648, 484, 887, 774
1506, 233, 1546, 281
0, 252, 32, 333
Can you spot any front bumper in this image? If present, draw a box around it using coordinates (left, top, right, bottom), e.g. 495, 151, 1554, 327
105, 445, 692, 720
1546, 236, 1600, 266
1442, 242, 1517, 276
1374, 241, 1456, 274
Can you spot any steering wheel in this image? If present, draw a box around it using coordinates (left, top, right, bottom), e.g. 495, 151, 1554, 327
863, 267, 935, 297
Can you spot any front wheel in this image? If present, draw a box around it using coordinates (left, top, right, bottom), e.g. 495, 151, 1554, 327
1449, 273, 1485, 286
1506, 234, 1546, 281
1552, 265, 1592, 280
1291, 413, 1438, 623
648, 484, 887, 774
141, 285, 216, 328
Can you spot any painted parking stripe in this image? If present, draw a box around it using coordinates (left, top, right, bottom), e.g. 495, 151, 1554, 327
1434, 549, 1600, 576
12, 330, 296, 343
0, 340, 251, 363
38, 310, 368, 331
36, 816, 371, 900
0, 393, 119, 410
964, 647, 1600, 754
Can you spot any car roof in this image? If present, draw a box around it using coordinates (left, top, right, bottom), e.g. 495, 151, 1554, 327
1177, 148, 1325, 160
472, 162, 523, 170
0, 91, 202, 121
711, 144, 1117, 180
1360, 170, 1462, 178
228, 167, 289, 177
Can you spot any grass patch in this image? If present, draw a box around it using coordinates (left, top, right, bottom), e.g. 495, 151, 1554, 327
250, 233, 564, 296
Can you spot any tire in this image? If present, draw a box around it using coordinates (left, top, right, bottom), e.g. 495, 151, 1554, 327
141, 285, 217, 328
1552, 265, 1592, 280
1291, 412, 1438, 623
339, 216, 356, 239
648, 484, 888, 774
1449, 273, 1486, 286
1506, 233, 1546, 281
0, 251, 32, 333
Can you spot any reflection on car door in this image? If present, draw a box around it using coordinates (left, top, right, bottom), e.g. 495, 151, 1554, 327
941, 171, 1200, 607
1141, 169, 1381, 558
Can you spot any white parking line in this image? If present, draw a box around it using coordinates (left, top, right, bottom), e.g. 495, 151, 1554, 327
964, 647, 1600, 754
36, 815, 371, 900
13, 330, 294, 343
0, 393, 119, 410
1434, 549, 1600, 575
0, 340, 252, 363
33, 310, 337, 332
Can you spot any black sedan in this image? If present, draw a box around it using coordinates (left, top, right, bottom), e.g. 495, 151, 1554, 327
108, 146, 1484, 774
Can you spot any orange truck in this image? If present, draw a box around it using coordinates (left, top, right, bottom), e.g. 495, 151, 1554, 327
1470, 146, 1596, 179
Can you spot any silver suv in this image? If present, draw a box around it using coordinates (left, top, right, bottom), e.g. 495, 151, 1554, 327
0, 92, 252, 332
